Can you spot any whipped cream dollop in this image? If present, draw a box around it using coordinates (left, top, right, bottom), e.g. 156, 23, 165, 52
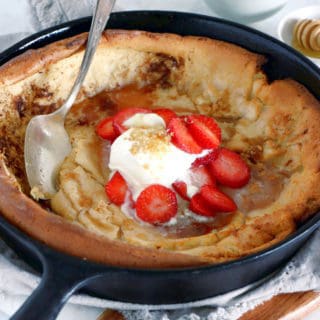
109, 113, 204, 201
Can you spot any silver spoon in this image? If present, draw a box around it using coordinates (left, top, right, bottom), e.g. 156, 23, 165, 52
24, 0, 116, 199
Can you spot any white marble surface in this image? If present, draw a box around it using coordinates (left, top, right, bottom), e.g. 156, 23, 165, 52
1, 0, 320, 319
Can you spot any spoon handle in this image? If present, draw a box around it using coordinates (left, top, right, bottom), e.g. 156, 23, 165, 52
55, 0, 116, 119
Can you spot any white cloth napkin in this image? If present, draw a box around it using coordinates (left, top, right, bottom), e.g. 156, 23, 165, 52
0, 1, 320, 319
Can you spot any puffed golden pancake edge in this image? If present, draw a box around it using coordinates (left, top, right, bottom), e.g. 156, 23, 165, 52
0, 30, 319, 268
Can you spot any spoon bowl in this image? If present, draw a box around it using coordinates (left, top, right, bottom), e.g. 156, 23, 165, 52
25, 113, 70, 197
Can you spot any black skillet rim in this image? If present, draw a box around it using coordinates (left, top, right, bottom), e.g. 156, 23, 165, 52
0, 10, 320, 276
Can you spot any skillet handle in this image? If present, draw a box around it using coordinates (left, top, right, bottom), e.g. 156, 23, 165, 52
10, 257, 90, 320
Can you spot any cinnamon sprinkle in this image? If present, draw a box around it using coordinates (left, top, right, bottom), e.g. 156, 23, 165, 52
128, 127, 170, 155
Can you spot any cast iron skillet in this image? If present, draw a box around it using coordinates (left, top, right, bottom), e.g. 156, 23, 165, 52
0, 11, 320, 320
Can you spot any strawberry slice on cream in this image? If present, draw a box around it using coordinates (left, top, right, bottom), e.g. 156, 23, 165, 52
97, 108, 250, 225
108, 113, 203, 201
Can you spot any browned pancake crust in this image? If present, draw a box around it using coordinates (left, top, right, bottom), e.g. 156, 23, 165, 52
0, 30, 319, 268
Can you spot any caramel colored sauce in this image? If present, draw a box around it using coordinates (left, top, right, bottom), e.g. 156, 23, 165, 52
69, 85, 156, 124
222, 164, 286, 213
65, 85, 287, 239
107, 84, 155, 110
68, 90, 116, 126
164, 212, 236, 239
164, 222, 213, 239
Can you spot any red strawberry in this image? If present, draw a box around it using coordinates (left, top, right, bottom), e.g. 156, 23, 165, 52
172, 181, 189, 200
105, 171, 128, 206
209, 148, 250, 188
167, 117, 202, 154
200, 185, 237, 212
189, 193, 215, 217
154, 108, 177, 126
190, 165, 216, 189
113, 107, 150, 135
96, 117, 117, 141
185, 115, 221, 149
136, 184, 178, 224
192, 150, 217, 167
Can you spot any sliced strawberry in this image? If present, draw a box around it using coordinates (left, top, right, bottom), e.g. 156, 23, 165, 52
154, 108, 177, 126
209, 148, 250, 188
136, 184, 178, 224
113, 107, 150, 135
192, 150, 217, 167
172, 181, 189, 200
189, 193, 215, 217
167, 117, 202, 154
190, 165, 216, 189
185, 115, 221, 149
200, 185, 237, 212
96, 117, 118, 141
105, 171, 128, 206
